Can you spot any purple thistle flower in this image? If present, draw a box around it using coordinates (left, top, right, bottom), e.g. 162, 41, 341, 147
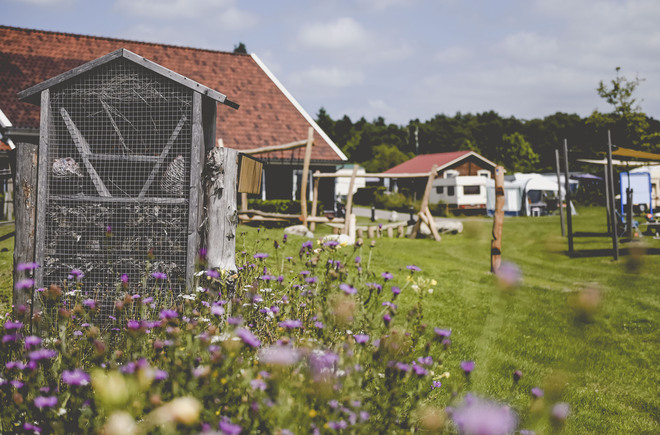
154, 369, 169, 381
353, 334, 370, 344
250, 378, 267, 391
551, 402, 570, 421
159, 309, 178, 319
412, 363, 428, 376
82, 298, 96, 309
279, 319, 302, 329
434, 328, 452, 338
2, 334, 18, 344
29, 348, 57, 361
121, 274, 129, 284
406, 264, 421, 272
6, 360, 27, 370
33, 395, 58, 409
449, 394, 517, 435
127, 320, 141, 331
62, 369, 90, 386
381, 271, 393, 281
383, 313, 392, 326
16, 262, 39, 271
513, 370, 523, 382
211, 305, 225, 316
305, 276, 318, 284
152, 271, 167, 280
339, 283, 357, 295
236, 328, 261, 348
4, 320, 23, 330
431, 380, 442, 390
314, 321, 324, 329
417, 356, 433, 366
531, 387, 544, 398
395, 362, 411, 372
24, 335, 42, 349
355, 256, 361, 264
299, 270, 311, 276
495, 261, 522, 288
14, 279, 34, 290
68, 269, 84, 280
258, 344, 300, 366
253, 252, 269, 260
219, 417, 242, 435
461, 360, 475, 374
391, 286, 401, 296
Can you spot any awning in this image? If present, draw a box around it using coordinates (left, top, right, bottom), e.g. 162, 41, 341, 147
577, 158, 649, 166
612, 147, 660, 161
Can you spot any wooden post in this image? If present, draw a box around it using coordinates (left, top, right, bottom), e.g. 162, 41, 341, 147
367, 226, 376, 239
563, 139, 574, 254
491, 165, 505, 273
13, 143, 38, 316
603, 163, 611, 233
310, 173, 320, 232
241, 192, 248, 212
343, 165, 359, 235
397, 225, 404, 238
607, 131, 619, 260
387, 227, 394, 238
300, 127, 314, 228
555, 149, 565, 237
204, 147, 239, 273
409, 165, 438, 239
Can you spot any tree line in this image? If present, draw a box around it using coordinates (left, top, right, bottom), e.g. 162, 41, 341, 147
315, 68, 660, 174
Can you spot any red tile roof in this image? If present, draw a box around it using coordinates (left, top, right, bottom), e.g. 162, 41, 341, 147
0, 26, 345, 163
384, 151, 495, 174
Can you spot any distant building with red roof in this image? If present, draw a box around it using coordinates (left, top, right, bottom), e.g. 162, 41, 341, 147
384, 151, 496, 196
0, 25, 346, 204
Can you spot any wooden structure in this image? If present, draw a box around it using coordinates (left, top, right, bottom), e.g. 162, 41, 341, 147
490, 166, 505, 272
15, 49, 239, 317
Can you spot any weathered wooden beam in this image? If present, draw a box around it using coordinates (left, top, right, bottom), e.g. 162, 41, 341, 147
241, 138, 312, 155
343, 165, 359, 235
204, 147, 238, 273
13, 143, 38, 316
300, 127, 314, 228
313, 171, 436, 179
491, 166, 505, 273
186, 92, 204, 284
409, 165, 438, 239
309, 173, 320, 232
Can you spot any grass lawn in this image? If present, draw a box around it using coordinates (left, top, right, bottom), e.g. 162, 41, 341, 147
1, 206, 658, 433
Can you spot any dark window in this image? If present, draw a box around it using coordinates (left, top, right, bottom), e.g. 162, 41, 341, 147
436, 186, 444, 194
447, 186, 455, 196
463, 185, 480, 195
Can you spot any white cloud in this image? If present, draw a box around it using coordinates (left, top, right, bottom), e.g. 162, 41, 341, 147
435, 46, 472, 64
497, 32, 559, 62
8, 0, 74, 5
290, 66, 364, 88
357, 0, 412, 11
298, 17, 370, 51
114, 0, 234, 20
217, 7, 258, 31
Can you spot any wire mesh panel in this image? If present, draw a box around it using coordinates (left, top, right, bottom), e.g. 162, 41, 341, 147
43, 58, 194, 319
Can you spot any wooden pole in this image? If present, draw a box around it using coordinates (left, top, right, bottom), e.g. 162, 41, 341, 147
204, 147, 239, 273
409, 166, 438, 239
563, 139, 574, 255
310, 173, 320, 232
242, 138, 310, 155
241, 192, 248, 212
491, 165, 505, 273
343, 165, 359, 234
12, 143, 38, 317
607, 131, 619, 260
300, 127, 314, 228
555, 149, 565, 237
603, 163, 611, 233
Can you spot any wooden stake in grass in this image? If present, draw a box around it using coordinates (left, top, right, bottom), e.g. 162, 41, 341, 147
491, 165, 505, 273
300, 127, 314, 228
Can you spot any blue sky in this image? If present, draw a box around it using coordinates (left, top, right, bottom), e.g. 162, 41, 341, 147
4, 0, 660, 125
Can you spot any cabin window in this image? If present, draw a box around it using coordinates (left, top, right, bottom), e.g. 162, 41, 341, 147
436, 186, 444, 194
447, 186, 455, 196
477, 169, 491, 178
463, 185, 480, 195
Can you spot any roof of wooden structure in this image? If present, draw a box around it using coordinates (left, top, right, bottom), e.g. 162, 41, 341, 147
0, 25, 346, 163
384, 150, 496, 175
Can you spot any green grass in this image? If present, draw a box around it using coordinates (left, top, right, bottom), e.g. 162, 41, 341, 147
237, 207, 659, 434
2, 208, 659, 433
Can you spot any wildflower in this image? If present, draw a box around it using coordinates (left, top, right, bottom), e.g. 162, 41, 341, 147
355, 256, 361, 264
495, 261, 522, 288
152, 271, 167, 280
16, 262, 39, 271
29, 348, 57, 361
2, 334, 17, 344
314, 321, 324, 329
68, 269, 84, 280
391, 286, 401, 296
407, 264, 421, 272
62, 369, 90, 386
211, 305, 225, 316
279, 319, 302, 328
353, 334, 369, 344
14, 279, 34, 290
253, 253, 269, 260
417, 356, 433, 366
219, 417, 242, 435
412, 363, 428, 376
250, 378, 267, 391
381, 272, 393, 281
159, 309, 178, 319
339, 283, 357, 295
121, 274, 129, 285
34, 395, 58, 409
236, 328, 261, 348
531, 387, 544, 398
460, 360, 475, 375
4, 320, 23, 330
154, 369, 168, 381
192, 365, 210, 378
383, 313, 392, 326
24, 335, 42, 349
309, 350, 339, 381
449, 394, 517, 435
127, 320, 140, 331
434, 328, 451, 338
431, 380, 442, 390
513, 370, 522, 383
6, 361, 27, 370
551, 402, 570, 422
328, 420, 348, 430
395, 362, 411, 372
259, 344, 300, 365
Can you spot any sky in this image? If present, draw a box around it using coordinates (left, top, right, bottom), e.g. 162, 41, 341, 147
3, 0, 660, 126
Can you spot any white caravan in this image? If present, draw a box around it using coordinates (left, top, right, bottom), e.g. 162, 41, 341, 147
429, 171, 490, 214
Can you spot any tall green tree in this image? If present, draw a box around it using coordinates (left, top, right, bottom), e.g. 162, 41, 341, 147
498, 132, 539, 172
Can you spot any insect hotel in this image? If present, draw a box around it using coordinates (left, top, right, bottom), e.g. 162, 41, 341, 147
16, 49, 253, 315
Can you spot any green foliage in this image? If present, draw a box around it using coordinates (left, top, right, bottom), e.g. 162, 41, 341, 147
232, 42, 247, 54
499, 132, 540, 173
362, 144, 414, 173
247, 199, 325, 215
